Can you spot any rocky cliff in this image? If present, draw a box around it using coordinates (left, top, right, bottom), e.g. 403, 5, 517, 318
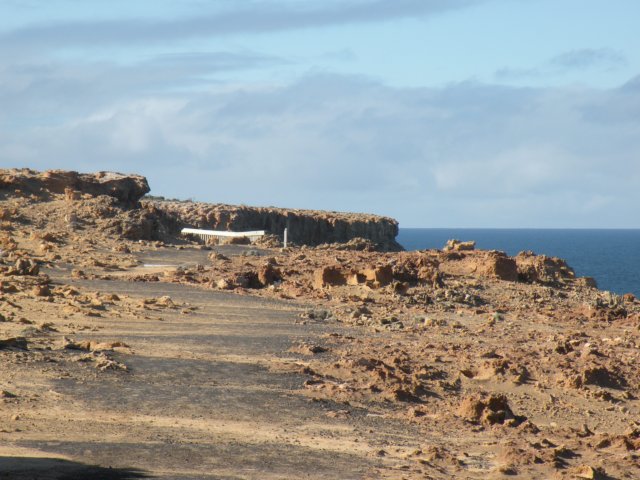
144, 200, 402, 251
0, 169, 401, 249
0, 168, 149, 207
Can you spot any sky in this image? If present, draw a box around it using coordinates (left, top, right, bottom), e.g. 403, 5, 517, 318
0, 0, 639, 228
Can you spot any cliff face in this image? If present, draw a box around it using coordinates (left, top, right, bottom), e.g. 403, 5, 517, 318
0, 168, 149, 207
145, 200, 402, 251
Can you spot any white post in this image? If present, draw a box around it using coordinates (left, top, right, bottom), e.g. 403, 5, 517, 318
283, 228, 288, 248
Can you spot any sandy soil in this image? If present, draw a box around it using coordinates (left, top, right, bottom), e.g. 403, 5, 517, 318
1, 264, 417, 479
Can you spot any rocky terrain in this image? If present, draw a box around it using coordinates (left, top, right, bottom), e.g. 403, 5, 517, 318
0, 169, 639, 479
0, 168, 150, 207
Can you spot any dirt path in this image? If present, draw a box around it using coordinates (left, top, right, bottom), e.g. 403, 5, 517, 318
1, 249, 422, 480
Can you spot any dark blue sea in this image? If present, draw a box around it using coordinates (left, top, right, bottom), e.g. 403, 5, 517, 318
397, 229, 640, 297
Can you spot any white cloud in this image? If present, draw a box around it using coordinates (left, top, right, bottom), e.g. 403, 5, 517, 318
549, 48, 627, 70
496, 48, 628, 80
2, 71, 639, 227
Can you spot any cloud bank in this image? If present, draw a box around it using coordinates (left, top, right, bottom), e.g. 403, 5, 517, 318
1, 0, 638, 227
2, 66, 639, 227
1, 0, 480, 50
496, 48, 628, 80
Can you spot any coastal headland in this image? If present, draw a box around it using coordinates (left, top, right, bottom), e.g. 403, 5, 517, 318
0, 169, 638, 479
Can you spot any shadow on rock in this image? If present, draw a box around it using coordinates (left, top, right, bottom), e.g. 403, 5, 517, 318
0, 456, 151, 480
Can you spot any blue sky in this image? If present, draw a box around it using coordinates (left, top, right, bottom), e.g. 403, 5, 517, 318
1, 0, 639, 227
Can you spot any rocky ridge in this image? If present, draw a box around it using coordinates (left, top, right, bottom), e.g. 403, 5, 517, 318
0, 168, 403, 250
144, 199, 402, 251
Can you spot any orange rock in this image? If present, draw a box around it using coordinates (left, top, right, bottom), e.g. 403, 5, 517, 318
64, 187, 82, 201
572, 465, 604, 479
457, 393, 521, 426
515, 251, 576, 284
346, 272, 366, 286
362, 265, 393, 287
486, 253, 518, 281
443, 239, 476, 251
313, 266, 346, 289
258, 263, 281, 286
31, 285, 51, 297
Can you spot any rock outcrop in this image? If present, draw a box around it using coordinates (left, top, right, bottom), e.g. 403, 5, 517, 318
439, 250, 519, 282
145, 200, 402, 251
515, 251, 577, 285
0, 169, 149, 207
443, 239, 476, 251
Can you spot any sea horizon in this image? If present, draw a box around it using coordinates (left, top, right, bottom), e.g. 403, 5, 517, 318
400, 227, 640, 230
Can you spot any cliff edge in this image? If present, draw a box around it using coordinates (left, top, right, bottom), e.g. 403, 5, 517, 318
145, 199, 402, 251
0, 169, 402, 249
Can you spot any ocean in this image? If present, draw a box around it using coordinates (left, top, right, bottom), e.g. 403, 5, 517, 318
397, 229, 640, 297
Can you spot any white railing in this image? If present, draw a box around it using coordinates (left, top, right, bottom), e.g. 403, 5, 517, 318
181, 227, 265, 242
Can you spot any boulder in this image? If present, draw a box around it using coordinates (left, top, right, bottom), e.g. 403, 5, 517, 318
438, 250, 517, 281
362, 265, 394, 287
458, 393, 522, 426
484, 252, 518, 281
7, 258, 39, 276
258, 263, 281, 286
31, 285, 51, 297
231, 271, 261, 289
64, 187, 82, 201
444, 239, 476, 251
515, 251, 576, 284
313, 266, 346, 289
